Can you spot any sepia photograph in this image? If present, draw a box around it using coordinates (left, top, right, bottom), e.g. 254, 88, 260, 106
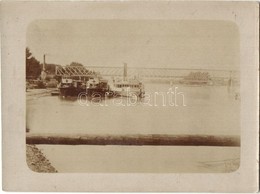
26, 20, 240, 173
2, 1, 258, 192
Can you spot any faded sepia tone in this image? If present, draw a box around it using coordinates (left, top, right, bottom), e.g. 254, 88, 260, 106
2, 1, 258, 192
26, 19, 240, 173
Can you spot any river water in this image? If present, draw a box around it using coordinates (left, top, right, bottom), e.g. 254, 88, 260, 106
27, 83, 240, 173
27, 83, 240, 136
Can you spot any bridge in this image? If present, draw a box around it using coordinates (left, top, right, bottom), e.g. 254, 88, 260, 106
55, 65, 97, 78
55, 65, 239, 81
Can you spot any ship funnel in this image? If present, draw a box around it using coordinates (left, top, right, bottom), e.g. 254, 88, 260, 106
123, 63, 127, 81
43, 54, 46, 71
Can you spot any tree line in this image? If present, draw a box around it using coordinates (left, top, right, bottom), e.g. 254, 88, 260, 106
26, 47, 84, 79
26, 47, 42, 79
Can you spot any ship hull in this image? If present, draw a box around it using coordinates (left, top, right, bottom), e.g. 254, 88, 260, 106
86, 88, 109, 97
111, 88, 144, 98
59, 87, 85, 97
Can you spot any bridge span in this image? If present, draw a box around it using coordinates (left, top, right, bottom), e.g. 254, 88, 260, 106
56, 65, 239, 80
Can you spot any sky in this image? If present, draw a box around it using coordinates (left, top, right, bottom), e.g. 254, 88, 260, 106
26, 20, 239, 70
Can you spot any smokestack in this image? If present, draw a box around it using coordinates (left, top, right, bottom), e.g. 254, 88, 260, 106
123, 63, 127, 81
43, 54, 46, 71
40, 54, 47, 80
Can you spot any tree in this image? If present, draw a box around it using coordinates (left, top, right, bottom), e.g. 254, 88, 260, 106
45, 63, 57, 74
70, 62, 83, 67
26, 47, 41, 79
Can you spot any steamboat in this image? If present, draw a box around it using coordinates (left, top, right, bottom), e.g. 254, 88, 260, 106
109, 64, 145, 98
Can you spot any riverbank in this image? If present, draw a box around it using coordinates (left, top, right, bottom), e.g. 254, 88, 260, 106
26, 88, 56, 100
26, 144, 58, 173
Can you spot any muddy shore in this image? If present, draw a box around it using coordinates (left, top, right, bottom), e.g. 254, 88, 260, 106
26, 88, 57, 101
26, 144, 58, 173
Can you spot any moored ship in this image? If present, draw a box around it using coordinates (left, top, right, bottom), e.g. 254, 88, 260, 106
109, 64, 145, 98
180, 71, 212, 86
58, 76, 86, 97
86, 77, 110, 97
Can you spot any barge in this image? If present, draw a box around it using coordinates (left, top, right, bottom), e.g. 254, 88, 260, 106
58, 76, 86, 97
